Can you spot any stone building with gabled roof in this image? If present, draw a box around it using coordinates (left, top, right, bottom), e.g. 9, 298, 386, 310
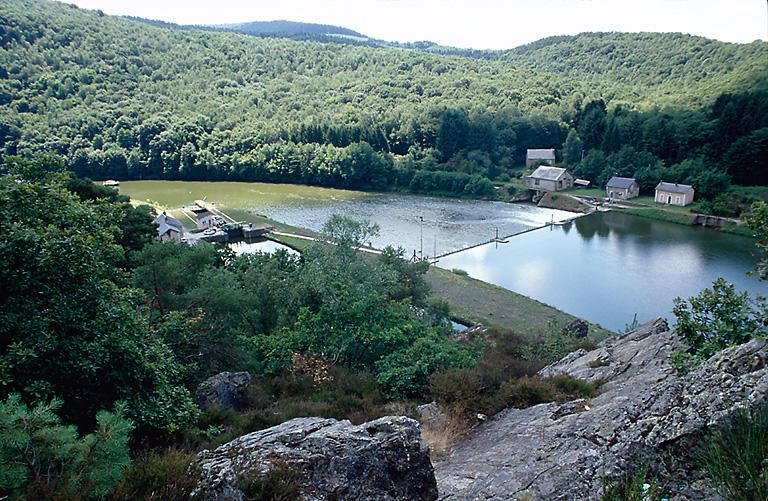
655, 182, 694, 206
606, 176, 639, 200
153, 212, 185, 243
526, 148, 556, 168
195, 210, 218, 228
523, 166, 574, 192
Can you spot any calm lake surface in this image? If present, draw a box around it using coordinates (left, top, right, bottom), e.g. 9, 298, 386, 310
119, 181, 762, 331
437, 211, 761, 331
229, 239, 299, 256
119, 180, 575, 256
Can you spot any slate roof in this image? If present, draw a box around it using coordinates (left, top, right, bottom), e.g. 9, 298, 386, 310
526, 148, 556, 160
655, 182, 694, 195
606, 176, 637, 189
153, 212, 184, 236
528, 166, 570, 181
195, 210, 215, 220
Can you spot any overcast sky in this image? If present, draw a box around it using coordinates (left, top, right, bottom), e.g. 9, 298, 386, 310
59, 0, 767, 50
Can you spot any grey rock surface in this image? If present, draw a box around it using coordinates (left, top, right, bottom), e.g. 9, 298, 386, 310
193, 415, 438, 501
435, 317, 768, 500
196, 371, 252, 410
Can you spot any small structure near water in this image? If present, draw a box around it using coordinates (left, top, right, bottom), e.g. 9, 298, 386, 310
525, 148, 556, 168
153, 212, 184, 243
523, 166, 575, 192
655, 181, 694, 206
605, 176, 639, 200
198, 223, 274, 243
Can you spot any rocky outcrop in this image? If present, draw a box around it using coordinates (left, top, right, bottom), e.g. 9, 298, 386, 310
193, 416, 437, 501
196, 371, 252, 410
560, 318, 589, 338
435, 318, 768, 500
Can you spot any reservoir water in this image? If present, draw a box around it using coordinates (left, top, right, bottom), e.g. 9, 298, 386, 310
118, 181, 762, 331
436, 211, 761, 331
119, 180, 575, 257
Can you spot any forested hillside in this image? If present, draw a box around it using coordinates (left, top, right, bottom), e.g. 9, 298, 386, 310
127, 16, 367, 40
504, 32, 768, 108
1, 0, 766, 204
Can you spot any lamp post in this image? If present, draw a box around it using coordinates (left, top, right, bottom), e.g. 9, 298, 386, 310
419, 216, 424, 260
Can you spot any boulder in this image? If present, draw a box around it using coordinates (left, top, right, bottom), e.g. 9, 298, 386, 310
193, 416, 438, 501
435, 318, 768, 500
196, 371, 251, 410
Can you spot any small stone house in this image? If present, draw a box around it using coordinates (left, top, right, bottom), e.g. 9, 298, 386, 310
523, 166, 574, 192
153, 212, 184, 243
525, 149, 556, 169
655, 182, 694, 206
195, 210, 218, 228
606, 176, 639, 199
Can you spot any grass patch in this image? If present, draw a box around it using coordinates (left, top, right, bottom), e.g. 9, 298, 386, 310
622, 206, 696, 225
703, 406, 768, 500
601, 463, 665, 501
622, 206, 752, 236
420, 403, 476, 459
427, 266, 611, 341
267, 233, 314, 252
111, 448, 200, 501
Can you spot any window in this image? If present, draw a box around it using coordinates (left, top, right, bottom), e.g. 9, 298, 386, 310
534, 178, 540, 186
676, 196, 681, 204
558, 180, 562, 188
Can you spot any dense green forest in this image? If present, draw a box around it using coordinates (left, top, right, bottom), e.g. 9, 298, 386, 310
0, 158, 598, 498
1, 0, 767, 205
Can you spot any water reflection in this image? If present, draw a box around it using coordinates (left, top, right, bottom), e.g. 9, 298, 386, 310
229, 239, 298, 256
438, 211, 761, 331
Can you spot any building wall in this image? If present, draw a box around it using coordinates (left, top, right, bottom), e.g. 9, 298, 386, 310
606, 183, 639, 199
524, 174, 573, 192
197, 214, 217, 228
160, 229, 181, 243
655, 189, 693, 206
525, 158, 555, 169
524, 176, 556, 191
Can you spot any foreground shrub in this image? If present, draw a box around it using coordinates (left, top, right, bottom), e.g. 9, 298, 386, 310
500, 377, 557, 408
0, 394, 132, 500
672, 278, 767, 373
111, 447, 199, 501
0, 160, 197, 433
420, 403, 476, 459
521, 318, 597, 365
703, 406, 768, 501
501, 376, 596, 409
601, 463, 664, 501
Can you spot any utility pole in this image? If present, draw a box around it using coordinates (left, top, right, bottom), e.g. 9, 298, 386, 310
419, 216, 424, 260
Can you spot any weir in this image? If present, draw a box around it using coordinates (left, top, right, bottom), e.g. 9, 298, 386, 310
429, 213, 586, 262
